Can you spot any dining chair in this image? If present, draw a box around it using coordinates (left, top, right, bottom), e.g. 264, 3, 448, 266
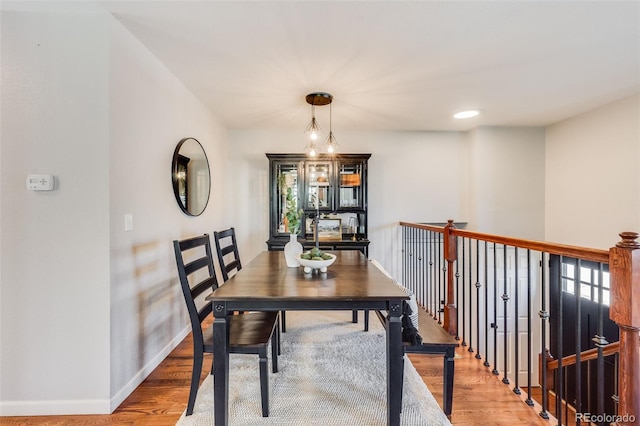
214, 227, 287, 334
173, 234, 279, 417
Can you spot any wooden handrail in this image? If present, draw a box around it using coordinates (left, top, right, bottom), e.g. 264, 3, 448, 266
547, 341, 620, 371
399, 221, 610, 264
399, 222, 447, 233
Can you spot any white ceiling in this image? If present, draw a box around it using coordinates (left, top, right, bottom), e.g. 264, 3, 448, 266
6, 1, 640, 131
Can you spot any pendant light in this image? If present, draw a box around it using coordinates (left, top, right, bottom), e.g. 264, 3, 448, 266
322, 101, 339, 154
303, 92, 333, 157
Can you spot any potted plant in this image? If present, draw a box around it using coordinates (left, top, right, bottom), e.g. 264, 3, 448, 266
285, 187, 304, 234
284, 187, 304, 267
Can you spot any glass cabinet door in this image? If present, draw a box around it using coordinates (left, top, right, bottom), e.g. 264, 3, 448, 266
305, 162, 333, 211
275, 162, 299, 234
337, 161, 364, 209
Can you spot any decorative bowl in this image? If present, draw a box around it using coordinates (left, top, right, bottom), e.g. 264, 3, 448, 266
297, 253, 336, 273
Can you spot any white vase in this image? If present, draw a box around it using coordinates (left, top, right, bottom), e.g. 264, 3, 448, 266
284, 233, 303, 267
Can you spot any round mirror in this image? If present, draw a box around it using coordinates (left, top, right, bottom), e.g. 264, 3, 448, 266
171, 137, 211, 216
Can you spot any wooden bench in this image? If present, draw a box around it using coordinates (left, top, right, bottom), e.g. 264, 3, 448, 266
376, 307, 459, 417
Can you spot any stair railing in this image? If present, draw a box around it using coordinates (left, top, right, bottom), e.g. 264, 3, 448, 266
398, 221, 638, 426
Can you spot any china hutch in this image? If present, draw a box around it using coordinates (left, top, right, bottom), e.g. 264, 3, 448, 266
266, 153, 371, 255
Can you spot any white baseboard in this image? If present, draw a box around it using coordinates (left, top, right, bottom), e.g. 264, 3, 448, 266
110, 324, 191, 411
0, 399, 111, 416
0, 325, 191, 416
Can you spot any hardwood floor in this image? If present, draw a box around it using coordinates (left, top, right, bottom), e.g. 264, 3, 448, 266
2, 324, 552, 425
409, 348, 551, 425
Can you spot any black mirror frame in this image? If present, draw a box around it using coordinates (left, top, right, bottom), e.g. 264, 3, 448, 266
171, 137, 211, 216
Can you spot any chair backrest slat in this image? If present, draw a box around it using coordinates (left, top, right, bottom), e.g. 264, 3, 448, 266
183, 256, 213, 276
192, 276, 217, 299
214, 227, 243, 282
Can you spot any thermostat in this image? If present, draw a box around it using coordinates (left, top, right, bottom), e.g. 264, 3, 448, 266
26, 174, 55, 191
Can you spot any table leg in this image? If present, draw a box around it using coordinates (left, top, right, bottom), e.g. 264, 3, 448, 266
443, 348, 455, 417
213, 304, 230, 426
387, 301, 403, 426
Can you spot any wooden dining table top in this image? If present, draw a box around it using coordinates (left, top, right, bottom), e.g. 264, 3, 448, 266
207, 250, 409, 303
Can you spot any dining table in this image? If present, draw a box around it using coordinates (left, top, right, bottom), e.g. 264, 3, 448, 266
205, 250, 409, 426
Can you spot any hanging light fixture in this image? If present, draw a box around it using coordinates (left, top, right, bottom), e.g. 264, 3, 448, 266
322, 101, 339, 154
303, 92, 333, 157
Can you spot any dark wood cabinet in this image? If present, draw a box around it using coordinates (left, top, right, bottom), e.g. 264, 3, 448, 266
266, 153, 371, 255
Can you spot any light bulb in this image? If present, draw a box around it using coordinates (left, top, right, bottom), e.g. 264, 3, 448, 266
309, 149, 316, 157
327, 145, 334, 153
454, 110, 479, 119
310, 132, 318, 140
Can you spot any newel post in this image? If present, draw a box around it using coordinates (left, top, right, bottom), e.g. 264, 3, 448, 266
609, 232, 640, 424
443, 220, 458, 336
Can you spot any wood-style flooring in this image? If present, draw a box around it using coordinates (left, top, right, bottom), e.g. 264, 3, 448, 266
2, 322, 552, 425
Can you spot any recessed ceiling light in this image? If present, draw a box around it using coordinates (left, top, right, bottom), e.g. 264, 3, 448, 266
454, 110, 480, 119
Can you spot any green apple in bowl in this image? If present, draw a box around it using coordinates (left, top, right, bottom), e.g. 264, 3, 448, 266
298, 248, 336, 273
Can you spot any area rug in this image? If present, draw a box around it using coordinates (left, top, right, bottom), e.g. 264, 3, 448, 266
176, 310, 451, 426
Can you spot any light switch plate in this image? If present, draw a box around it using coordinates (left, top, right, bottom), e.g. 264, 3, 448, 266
26, 174, 55, 191
124, 214, 133, 231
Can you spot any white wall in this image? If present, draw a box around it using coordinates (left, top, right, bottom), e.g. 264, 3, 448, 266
107, 17, 229, 409
0, 10, 229, 415
1, 11, 111, 414
545, 94, 640, 249
468, 127, 546, 239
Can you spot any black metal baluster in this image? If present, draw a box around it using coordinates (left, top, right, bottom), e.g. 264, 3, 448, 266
417, 228, 422, 304
593, 262, 607, 425
407, 227, 412, 287
421, 228, 426, 302
402, 226, 406, 287
564, 371, 569, 426
435, 231, 439, 319
492, 243, 499, 376
431, 230, 436, 310
423, 230, 428, 308
468, 238, 474, 353
575, 259, 582, 424
475, 239, 482, 359
427, 231, 437, 318
438, 233, 448, 324
416, 228, 420, 292
512, 246, 520, 393
424, 229, 429, 309
613, 353, 619, 416
539, 252, 550, 419
484, 241, 490, 368
525, 249, 534, 406
556, 255, 564, 425
422, 229, 427, 309
502, 245, 510, 384
411, 227, 416, 297
459, 237, 465, 344
431, 231, 436, 317
587, 359, 592, 418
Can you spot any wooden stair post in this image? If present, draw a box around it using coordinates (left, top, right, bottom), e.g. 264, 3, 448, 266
443, 219, 457, 336
609, 232, 640, 425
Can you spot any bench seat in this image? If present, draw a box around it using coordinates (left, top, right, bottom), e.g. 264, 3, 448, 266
376, 307, 458, 417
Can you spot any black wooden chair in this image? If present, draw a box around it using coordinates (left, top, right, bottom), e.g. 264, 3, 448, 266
214, 227, 287, 333
173, 234, 279, 417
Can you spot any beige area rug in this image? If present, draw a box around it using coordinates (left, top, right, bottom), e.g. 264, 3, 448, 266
176, 310, 451, 426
